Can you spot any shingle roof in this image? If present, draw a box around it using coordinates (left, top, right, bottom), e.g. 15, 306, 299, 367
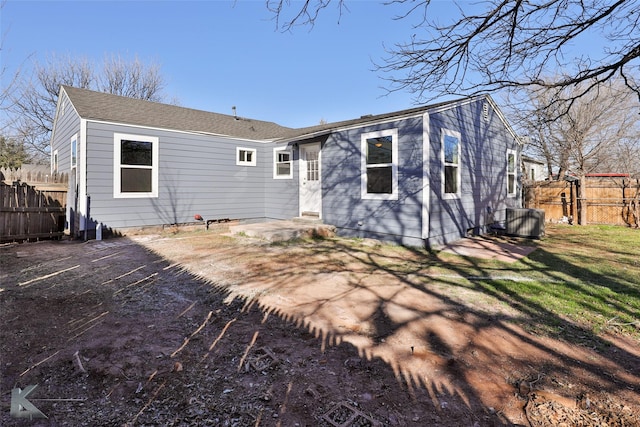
276, 98, 466, 142
61, 85, 484, 142
61, 86, 294, 140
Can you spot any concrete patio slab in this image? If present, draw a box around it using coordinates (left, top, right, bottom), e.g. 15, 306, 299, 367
439, 237, 538, 262
228, 219, 336, 242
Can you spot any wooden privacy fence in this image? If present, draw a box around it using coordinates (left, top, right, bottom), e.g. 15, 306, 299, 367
1, 169, 68, 242
524, 177, 640, 227
0, 165, 65, 185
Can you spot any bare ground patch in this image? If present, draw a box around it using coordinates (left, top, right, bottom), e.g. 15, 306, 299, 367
1, 230, 639, 426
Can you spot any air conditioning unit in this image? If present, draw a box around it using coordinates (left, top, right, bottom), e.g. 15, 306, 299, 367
506, 208, 545, 238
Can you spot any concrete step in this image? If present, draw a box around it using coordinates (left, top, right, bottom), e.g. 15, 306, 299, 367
228, 219, 336, 242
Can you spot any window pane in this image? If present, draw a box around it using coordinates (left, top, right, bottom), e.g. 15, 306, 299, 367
71, 139, 77, 167
445, 165, 458, 193
367, 136, 392, 164
121, 168, 152, 192
508, 174, 515, 194
367, 166, 392, 194
307, 159, 319, 181
121, 140, 152, 166
277, 152, 290, 162
277, 163, 291, 176
444, 135, 459, 164
508, 153, 515, 173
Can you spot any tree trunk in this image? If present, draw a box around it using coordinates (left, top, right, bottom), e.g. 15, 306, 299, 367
578, 175, 588, 225
633, 179, 640, 228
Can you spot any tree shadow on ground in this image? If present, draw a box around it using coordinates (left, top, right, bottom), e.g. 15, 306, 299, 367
190, 230, 640, 425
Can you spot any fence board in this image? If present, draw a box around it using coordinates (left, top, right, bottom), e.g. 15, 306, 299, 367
0, 181, 67, 242
0, 165, 68, 185
525, 177, 640, 227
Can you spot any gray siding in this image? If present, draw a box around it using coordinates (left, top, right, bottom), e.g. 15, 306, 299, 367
63, 90, 518, 245
427, 98, 520, 246
320, 97, 520, 247
50, 91, 81, 175
264, 142, 299, 220
322, 117, 424, 246
50, 91, 82, 233
85, 122, 297, 231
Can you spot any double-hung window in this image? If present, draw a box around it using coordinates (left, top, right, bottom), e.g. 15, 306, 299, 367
442, 129, 461, 198
361, 129, 398, 200
114, 133, 159, 198
507, 149, 517, 196
273, 148, 292, 179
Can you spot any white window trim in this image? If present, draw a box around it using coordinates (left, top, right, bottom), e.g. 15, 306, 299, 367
507, 149, 517, 197
70, 134, 78, 169
273, 147, 293, 179
113, 133, 159, 198
236, 147, 257, 166
360, 128, 398, 201
441, 128, 461, 199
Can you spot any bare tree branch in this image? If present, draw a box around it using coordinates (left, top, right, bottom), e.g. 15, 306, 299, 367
268, 0, 640, 114
99, 55, 164, 101
266, 0, 348, 31
378, 0, 640, 109
510, 77, 640, 179
7, 54, 166, 161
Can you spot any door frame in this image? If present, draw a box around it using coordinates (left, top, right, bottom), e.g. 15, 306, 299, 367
298, 143, 322, 218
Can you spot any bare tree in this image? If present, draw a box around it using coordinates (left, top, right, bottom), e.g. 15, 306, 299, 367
510, 86, 570, 180
8, 54, 94, 159
8, 54, 165, 161
0, 0, 19, 126
512, 79, 640, 224
270, 0, 640, 114
99, 55, 164, 101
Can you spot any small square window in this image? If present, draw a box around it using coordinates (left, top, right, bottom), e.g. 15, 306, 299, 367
237, 147, 257, 166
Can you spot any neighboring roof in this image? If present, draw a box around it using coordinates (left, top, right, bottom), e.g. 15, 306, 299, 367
522, 155, 545, 165
61, 86, 509, 143
586, 173, 630, 178
61, 86, 294, 141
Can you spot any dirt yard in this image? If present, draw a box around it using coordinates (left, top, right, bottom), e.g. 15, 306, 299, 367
1, 228, 639, 426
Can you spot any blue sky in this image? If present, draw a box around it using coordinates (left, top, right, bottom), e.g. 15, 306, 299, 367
2, 1, 609, 130
1, 0, 454, 128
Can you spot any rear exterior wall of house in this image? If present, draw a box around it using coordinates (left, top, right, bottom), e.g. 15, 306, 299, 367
427, 99, 521, 246
83, 122, 298, 233
320, 98, 521, 247
321, 116, 425, 246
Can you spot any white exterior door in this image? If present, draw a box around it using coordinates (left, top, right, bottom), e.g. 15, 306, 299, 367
299, 144, 321, 217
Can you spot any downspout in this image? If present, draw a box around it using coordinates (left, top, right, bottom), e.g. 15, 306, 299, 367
421, 112, 430, 242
